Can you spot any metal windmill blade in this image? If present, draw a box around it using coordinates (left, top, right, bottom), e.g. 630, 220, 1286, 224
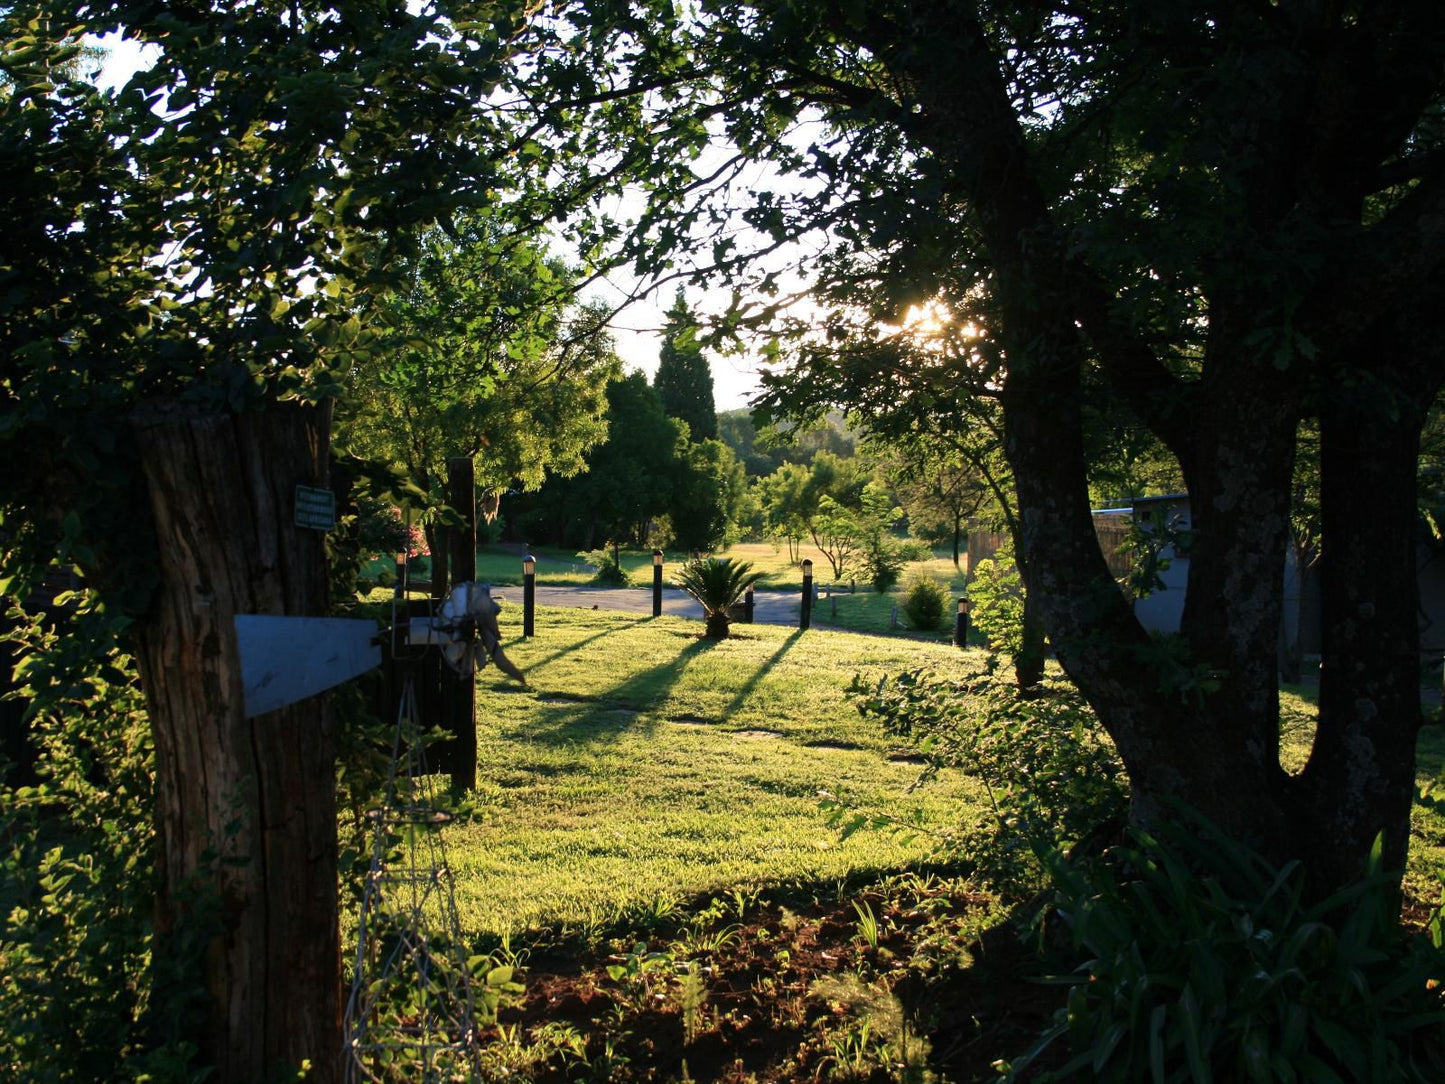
234, 615, 382, 717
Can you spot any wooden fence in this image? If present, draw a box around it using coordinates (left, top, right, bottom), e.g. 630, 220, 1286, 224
964, 513, 1134, 583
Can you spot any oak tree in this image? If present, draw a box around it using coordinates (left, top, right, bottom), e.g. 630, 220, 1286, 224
338, 219, 620, 558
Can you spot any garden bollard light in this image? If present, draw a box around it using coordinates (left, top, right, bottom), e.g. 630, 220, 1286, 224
523, 554, 536, 638
801, 559, 813, 631
954, 597, 971, 648
744, 586, 754, 623
652, 549, 664, 617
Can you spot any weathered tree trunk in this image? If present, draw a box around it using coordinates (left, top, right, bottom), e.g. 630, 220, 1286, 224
875, 0, 1445, 905
1298, 333, 1439, 890
131, 401, 340, 1084
1005, 341, 1300, 861
1277, 556, 1304, 687
896, 0, 1301, 877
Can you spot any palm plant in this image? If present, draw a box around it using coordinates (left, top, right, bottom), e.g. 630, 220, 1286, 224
674, 557, 763, 640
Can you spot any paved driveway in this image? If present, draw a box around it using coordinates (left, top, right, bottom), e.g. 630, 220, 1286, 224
517, 585, 805, 628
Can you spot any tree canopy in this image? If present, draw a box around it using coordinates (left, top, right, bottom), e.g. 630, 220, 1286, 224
2, 2, 557, 1078
520, 371, 748, 553
877, 441, 988, 569
337, 217, 620, 533
504, 0, 1445, 896
653, 291, 718, 441
528, 371, 681, 548
8, 0, 1445, 1074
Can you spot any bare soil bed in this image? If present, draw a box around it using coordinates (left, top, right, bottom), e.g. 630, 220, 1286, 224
491, 876, 1063, 1083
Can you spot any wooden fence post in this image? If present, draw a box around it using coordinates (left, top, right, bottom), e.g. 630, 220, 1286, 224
437, 456, 477, 794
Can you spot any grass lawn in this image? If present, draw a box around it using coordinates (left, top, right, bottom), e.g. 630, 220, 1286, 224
341, 604, 1445, 1081
364, 603, 1445, 946
803, 584, 974, 642
459, 540, 838, 589
366, 542, 977, 648
448, 608, 989, 942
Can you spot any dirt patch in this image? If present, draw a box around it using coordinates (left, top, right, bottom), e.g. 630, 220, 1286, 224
733, 729, 782, 741
671, 714, 715, 727
492, 880, 1058, 1082
888, 753, 928, 765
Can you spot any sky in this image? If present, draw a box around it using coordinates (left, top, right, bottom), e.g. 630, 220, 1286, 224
580, 278, 765, 411
92, 32, 769, 413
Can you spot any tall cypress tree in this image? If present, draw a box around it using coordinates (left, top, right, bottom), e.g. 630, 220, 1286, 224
653, 291, 717, 441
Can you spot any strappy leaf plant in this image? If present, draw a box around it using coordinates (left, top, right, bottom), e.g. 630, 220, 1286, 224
673, 557, 762, 640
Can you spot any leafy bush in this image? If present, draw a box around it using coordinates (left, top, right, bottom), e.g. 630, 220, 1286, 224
1000, 812, 1445, 1083
578, 546, 630, 586
1118, 509, 1191, 600
968, 544, 1025, 655
856, 483, 905, 593
898, 538, 935, 563
900, 573, 950, 632
0, 596, 209, 1082
356, 494, 422, 557
843, 666, 1127, 890
865, 546, 905, 592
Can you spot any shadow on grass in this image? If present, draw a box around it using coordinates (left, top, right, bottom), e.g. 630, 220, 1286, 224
522, 637, 717, 746
507, 617, 650, 672
721, 630, 804, 721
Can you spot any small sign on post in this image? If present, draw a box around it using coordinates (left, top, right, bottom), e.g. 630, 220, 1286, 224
294, 485, 336, 531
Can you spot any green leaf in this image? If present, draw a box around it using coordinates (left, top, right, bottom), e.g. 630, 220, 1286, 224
1179, 985, 1211, 1084
1149, 1003, 1167, 1083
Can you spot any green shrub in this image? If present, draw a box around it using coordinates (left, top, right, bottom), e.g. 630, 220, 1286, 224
578, 546, 630, 586
355, 494, 419, 557
1000, 811, 1445, 1083
968, 544, 1025, 655
0, 596, 209, 1082
854, 483, 906, 593
898, 538, 935, 563
867, 548, 904, 593
900, 573, 950, 631
843, 666, 1127, 890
